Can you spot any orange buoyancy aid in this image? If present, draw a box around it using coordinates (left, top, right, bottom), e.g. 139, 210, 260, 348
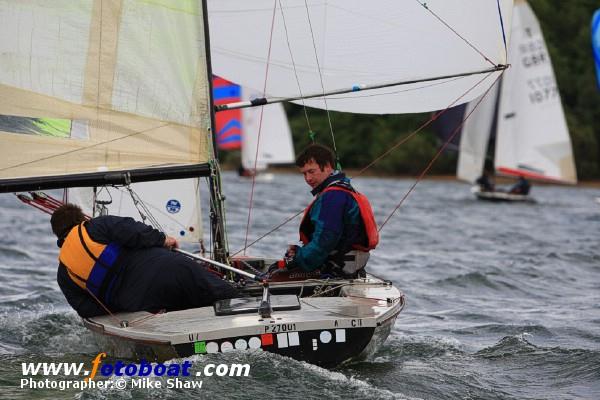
299, 186, 379, 251
59, 222, 121, 303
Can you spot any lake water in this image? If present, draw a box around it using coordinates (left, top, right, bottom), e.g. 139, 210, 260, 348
1, 172, 598, 399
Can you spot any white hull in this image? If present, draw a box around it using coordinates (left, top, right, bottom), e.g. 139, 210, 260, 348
84, 274, 404, 367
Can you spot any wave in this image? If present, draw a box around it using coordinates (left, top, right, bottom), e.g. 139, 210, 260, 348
476, 334, 600, 381
0, 308, 98, 356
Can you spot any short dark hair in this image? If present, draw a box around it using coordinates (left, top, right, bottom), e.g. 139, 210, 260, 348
50, 204, 86, 238
295, 144, 335, 170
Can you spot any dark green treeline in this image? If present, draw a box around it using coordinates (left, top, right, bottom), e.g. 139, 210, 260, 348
281, 0, 599, 180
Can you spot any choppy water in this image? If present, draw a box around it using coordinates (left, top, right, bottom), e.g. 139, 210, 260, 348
1, 172, 599, 399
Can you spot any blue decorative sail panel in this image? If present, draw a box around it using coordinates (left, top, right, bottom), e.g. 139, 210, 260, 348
213, 76, 242, 150
593, 9, 600, 90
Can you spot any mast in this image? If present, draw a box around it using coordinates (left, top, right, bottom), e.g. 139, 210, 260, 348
201, 0, 229, 263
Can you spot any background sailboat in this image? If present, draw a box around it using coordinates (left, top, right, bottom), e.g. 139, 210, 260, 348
456, 0, 577, 201
214, 76, 295, 178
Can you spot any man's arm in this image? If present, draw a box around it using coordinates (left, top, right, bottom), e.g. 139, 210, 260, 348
293, 191, 348, 271
57, 265, 106, 318
87, 216, 168, 249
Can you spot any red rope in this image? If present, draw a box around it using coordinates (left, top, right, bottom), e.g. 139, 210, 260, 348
378, 72, 503, 231
16, 192, 91, 219
234, 71, 503, 254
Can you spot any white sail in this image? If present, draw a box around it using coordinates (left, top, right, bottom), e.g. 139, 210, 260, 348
208, 0, 513, 114
0, 1, 211, 182
494, 0, 576, 183
69, 179, 203, 243
456, 82, 500, 182
457, 0, 576, 184
241, 89, 295, 171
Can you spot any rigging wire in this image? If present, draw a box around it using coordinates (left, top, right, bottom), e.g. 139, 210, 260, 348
232, 68, 503, 255
496, 0, 509, 61
302, 0, 339, 158
377, 72, 504, 232
124, 185, 164, 232
242, 0, 279, 255
415, 0, 497, 67
278, 0, 314, 136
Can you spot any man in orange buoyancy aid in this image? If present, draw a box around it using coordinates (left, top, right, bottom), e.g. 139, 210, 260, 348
51, 204, 238, 318
283, 144, 378, 276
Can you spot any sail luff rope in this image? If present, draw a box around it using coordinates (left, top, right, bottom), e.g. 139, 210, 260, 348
242, 0, 279, 255
415, 0, 496, 67
232, 69, 503, 255
377, 72, 504, 231
303, 0, 338, 155
278, 0, 313, 134
496, 0, 509, 61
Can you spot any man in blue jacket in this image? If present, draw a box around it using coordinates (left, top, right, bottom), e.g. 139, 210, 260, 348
508, 176, 531, 195
283, 144, 378, 277
51, 204, 238, 318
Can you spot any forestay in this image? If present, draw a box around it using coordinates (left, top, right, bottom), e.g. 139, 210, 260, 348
208, 0, 513, 114
0, 1, 211, 184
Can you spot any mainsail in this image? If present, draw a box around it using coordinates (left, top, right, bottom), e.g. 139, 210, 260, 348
457, 0, 576, 184
0, 1, 212, 191
208, 0, 513, 114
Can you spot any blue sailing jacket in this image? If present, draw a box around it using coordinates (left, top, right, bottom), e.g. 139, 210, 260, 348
293, 172, 367, 271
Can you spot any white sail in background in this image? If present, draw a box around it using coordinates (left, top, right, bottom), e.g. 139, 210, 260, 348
69, 179, 203, 243
0, 1, 211, 182
457, 0, 576, 184
241, 91, 295, 171
208, 0, 513, 114
494, 0, 576, 183
457, 82, 500, 182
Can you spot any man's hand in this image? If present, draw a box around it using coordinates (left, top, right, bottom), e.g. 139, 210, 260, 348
164, 236, 179, 249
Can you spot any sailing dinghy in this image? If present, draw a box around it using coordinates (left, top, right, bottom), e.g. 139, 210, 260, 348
456, 0, 577, 202
0, 0, 512, 366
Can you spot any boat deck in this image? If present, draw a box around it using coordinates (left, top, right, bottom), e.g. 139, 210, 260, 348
86, 277, 403, 346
